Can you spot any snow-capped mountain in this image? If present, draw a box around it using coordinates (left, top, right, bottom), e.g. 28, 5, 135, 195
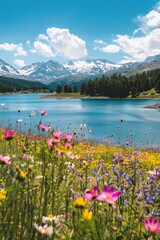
19, 60, 70, 78
19, 62, 44, 75
64, 59, 120, 75
0, 59, 19, 76
18, 59, 120, 80
144, 54, 160, 63
0, 55, 160, 83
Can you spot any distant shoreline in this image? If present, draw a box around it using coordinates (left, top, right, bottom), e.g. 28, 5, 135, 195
1, 92, 160, 101
40, 94, 160, 100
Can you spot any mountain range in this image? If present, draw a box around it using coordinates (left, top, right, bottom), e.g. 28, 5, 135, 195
0, 55, 160, 85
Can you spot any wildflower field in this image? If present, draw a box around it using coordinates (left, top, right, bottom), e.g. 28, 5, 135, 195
0, 110, 160, 240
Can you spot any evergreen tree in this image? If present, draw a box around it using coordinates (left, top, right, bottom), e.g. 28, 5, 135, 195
131, 87, 137, 97
56, 84, 62, 93
86, 80, 95, 96
63, 84, 69, 93
68, 86, 72, 93
73, 85, 78, 93
155, 80, 160, 92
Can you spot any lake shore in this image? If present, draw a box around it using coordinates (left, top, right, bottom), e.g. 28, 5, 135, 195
40, 93, 160, 100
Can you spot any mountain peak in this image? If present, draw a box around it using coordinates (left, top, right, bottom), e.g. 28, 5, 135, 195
145, 54, 160, 63
0, 56, 160, 83
0, 59, 19, 75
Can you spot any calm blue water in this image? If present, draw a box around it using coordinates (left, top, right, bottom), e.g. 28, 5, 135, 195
0, 94, 160, 147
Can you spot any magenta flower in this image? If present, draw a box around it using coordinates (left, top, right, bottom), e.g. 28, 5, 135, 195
48, 139, 55, 149
143, 218, 160, 233
39, 110, 47, 116
4, 131, 14, 140
39, 124, 49, 132
0, 154, 11, 165
65, 142, 71, 148
52, 130, 62, 143
84, 185, 98, 200
148, 170, 160, 179
63, 133, 72, 142
97, 185, 121, 204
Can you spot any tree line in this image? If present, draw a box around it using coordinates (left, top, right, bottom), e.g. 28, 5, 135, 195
79, 68, 160, 98
56, 84, 78, 93
0, 76, 51, 93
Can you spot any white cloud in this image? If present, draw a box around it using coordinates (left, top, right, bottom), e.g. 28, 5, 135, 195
145, 10, 160, 27
93, 46, 99, 50
100, 44, 120, 53
94, 2, 160, 62
0, 43, 27, 56
26, 40, 31, 47
14, 59, 26, 68
118, 59, 136, 65
114, 28, 160, 61
38, 34, 49, 42
138, 10, 160, 29
33, 41, 55, 57
46, 27, 87, 59
94, 39, 106, 45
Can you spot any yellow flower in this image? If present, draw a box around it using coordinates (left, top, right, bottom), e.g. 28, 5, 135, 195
17, 170, 28, 181
75, 197, 86, 208
0, 189, 7, 201
82, 209, 92, 221
15, 164, 28, 181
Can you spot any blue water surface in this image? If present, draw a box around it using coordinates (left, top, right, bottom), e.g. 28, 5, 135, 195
0, 94, 159, 147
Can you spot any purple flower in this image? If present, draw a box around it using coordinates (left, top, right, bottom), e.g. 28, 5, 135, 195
97, 185, 121, 205
84, 185, 98, 201
143, 218, 160, 233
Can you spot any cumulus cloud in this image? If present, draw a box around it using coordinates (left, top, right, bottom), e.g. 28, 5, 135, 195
100, 44, 120, 53
114, 28, 160, 61
38, 34, 49, 42
0, 43, 27, 56
138, 10, 160, 30
94, 1, 160, 62
30, 27, 87, 59
119, 56, 137, 64
94, 39, 106, 45
14, 59, 26, 68
46, 27, 87, 59
33, 41, 55, 57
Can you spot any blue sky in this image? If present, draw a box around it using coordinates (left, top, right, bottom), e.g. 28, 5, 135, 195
0, 0, 160, 68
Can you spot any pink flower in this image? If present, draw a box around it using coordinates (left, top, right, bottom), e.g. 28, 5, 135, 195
0, 154, 11, 165
148, 170, 160, 179
52, 130, 62, 143
39, 110, 47, 116
4, 131, 14, 140
48, 139, 55, 149
84, 185, 98, 201
39, 124, 49, 132
65, 142, 71, 148
63, 133, 72, 142
97, 185, 121, 204
143, 218, 160, 233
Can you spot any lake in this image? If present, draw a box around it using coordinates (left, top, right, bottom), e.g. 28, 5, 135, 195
0, 94, 160, 147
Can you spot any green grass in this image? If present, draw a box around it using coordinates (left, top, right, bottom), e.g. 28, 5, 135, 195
48, 92, 85, 98
45, 89, 160, 99
0, 123, 160, 239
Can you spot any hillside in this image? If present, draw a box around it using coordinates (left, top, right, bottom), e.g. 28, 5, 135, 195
0, 76, 52, 93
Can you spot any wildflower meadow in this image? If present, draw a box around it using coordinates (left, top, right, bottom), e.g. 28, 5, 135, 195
0, 109, 160, 240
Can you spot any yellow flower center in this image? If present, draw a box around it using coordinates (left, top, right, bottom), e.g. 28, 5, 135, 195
106, 194, 111, 199
150, 227, 155, 232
